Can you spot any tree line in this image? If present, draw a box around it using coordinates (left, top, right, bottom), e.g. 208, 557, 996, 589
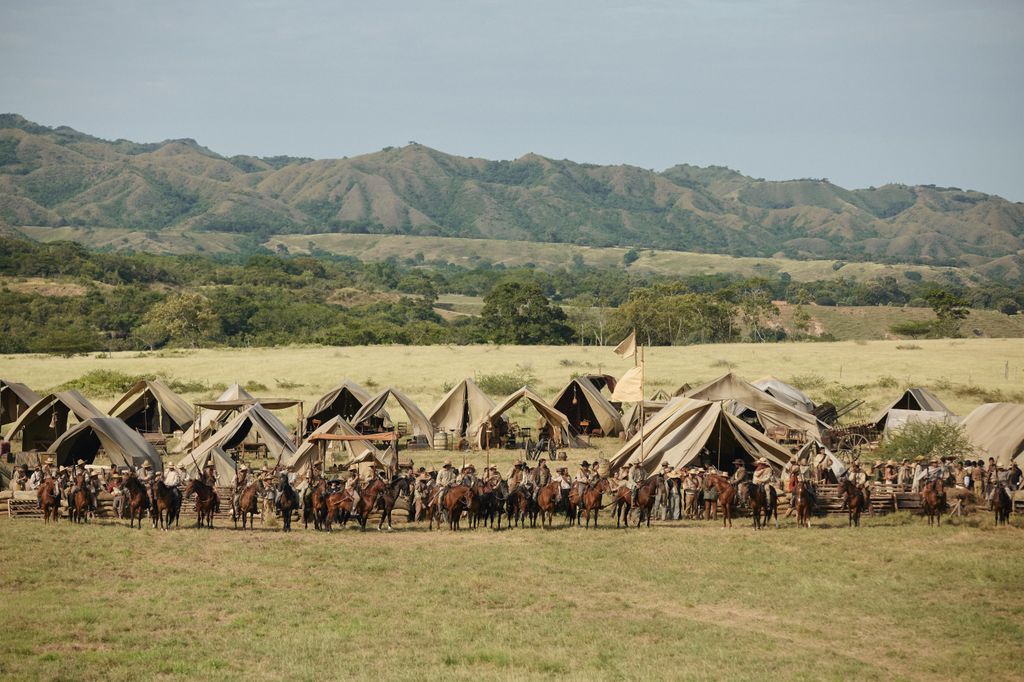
0, 237, 1019, 354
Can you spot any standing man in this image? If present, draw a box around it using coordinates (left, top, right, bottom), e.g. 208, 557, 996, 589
731, 459, 748, 505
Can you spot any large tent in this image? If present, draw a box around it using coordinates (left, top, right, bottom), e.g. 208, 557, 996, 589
173, 383, 255, 453
429, 378, 495, 447
871, 388, 954, 430
751, 376, 816, 414
187, 403, 296, 465
623, 400, 668, 439
285, 415, 391, 474
881, 408, 960, 435
551, 376, 623, 437
6, 389, 106, 452
484, 387, 582, 448
609, 397, 793, 476
962, 403, 1024, 467
350, 387, 434, 445
48, 417, 163, 469
682, 372, 825, 439
1, 380, 40, 427
303, 379, 374, 434
108, 379, 194, 434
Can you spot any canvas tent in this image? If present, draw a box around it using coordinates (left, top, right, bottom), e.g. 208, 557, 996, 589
285, 415, 392, 474
623, 400, 667, 439
484, 387, 582, 448
682, 372, 825, 439
351, 387, 434, 445
48, 417, 162, 469
1, 380, 40, 427
962, 403, 1024, 467
608, 398, 793, 476
751, 376, 816, 414
303, 379, 374, 434
882, 408, 960, 435
6, 390, 106, 452
177, 446, 237, 483
582, 374, 617, 393
187, 403, 296, 465
429, 378, 495, 446
173, 383, 255, 453
108, 379, 194, 435
871, 388, 953, 430
551, 376, 623, 437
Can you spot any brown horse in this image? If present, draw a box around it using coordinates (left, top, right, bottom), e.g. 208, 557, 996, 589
704, 474, 737, 528
504, 485, 531, 529
184, 478, 217, 528
150, 479, 181, 530
921, 480, 947, 526
993, 486, 1012, 526
275, 478, 299, 532
374, 475, 412, 532
236, 482, 262, 530
536, 482, 561, 529
36, 478, 60, 524
122, 473, 150, 529
748, 483, 778, 530
794, 480, 813, 528
430, 485, 474, 531
303, 479, 327, 530
341, 477, 386, 530
837, 479, 865, 528
324, 486, 348, 532
69, 474, 90, 524
581, 478, 610, 528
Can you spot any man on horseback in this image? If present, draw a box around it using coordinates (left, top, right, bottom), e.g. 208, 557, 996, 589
232, 464, 250, 518
70, 459, 97, 515
628, 460, 646, 508
731, 459, 749, 505
531, 458, 551, 501
751, 457, 776, 497
574, 461, 592, 499
555, 466, 571, 511
344, 466, 362, 511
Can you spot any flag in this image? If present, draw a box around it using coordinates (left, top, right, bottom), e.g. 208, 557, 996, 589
613, 329, 636, 359
611, 366, 644, 402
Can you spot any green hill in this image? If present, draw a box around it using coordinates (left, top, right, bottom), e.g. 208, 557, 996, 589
2, 113, 1023, 269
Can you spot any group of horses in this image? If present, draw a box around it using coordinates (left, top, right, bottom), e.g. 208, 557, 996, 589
33, 468, 1009, 531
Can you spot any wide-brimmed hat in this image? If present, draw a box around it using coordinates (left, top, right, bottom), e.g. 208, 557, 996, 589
76, 459, 86, 466
240, 465, 249, 471
143, 462, 152, 469
44, 457, 55, 465
660, 462, 670, 468
581, 461, 590, 467
443, 460, 452, 467
887, 460, 896, 466
416, 472, 431, 481
756, 457, 768, 465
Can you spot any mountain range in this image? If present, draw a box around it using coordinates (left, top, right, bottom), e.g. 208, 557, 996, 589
2, 113, 1022, 272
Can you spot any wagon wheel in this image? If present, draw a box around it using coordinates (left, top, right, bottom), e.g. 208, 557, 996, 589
837, 433, 871, 459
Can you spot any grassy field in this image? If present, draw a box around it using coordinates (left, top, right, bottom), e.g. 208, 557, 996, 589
3, 339, 1023, 428
1, 515, 1022, 681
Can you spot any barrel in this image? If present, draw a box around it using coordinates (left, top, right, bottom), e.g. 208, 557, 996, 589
432, 432, 450, 450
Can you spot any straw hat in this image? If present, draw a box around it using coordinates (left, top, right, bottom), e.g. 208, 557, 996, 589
756, 457, 769, 466
887, 460, 896, 466
76, 459, 86, 466
44, 457, 54, 465
443, 460, 452, 467
240, 465, 249, 471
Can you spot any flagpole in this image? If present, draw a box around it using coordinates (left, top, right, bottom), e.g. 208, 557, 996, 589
639, 343, 645, 466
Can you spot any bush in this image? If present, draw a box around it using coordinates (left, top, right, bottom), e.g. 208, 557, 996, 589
476, 365, 537, 396
890, 320, 934, 338
57, 369, 145, 395
877, 421, 975, 461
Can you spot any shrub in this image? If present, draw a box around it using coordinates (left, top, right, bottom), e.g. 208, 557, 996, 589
890, 320, 934, 338
877, 421, 975, 461
476, 365, 537, 396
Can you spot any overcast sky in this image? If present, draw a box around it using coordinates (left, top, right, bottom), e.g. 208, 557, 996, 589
2, 0, 1021, 200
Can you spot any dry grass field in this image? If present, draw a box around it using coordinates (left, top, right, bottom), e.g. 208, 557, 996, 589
2, 340, 1024, 680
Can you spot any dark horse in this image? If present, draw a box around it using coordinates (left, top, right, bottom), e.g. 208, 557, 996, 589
992, 485, 1012, 526
150, 479, 181, 530
69, 474, 90, 524
340, 477, 387, 530
372, 475, 412, 532
921, 480, 947, 526
837, 479, 866, 528
122, 473, 150, 529
276, 478, 299, 532
704, 474, 737, 528
303, 479, 327, 530
748, 482, 778, 530
794, 480, 813, 528
37, 477, 60, 523
473, 480, 500, 529
235, 481, 263, 530
184, 478, 218, 528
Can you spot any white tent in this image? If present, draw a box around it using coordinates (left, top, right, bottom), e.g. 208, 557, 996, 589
683, 372, 825, 439
962, 403, 1024, 467
187, 403, 296, 465
285, 415, 392, 474
751, 376, 816, 414
173, 383, 255, 453
429, 378, 495, 447
485, 386, 583, 448
351, 387, 435, 445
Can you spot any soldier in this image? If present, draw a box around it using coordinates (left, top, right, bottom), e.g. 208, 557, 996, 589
731, 459, 748, 504
485, 466, 503, 488
202, 463, 218, 488
505, 460, 527, 492
461, 464, 478, 488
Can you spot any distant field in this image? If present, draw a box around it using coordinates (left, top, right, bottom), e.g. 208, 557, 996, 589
0, 514, 1021, 681
3, 339, 1024, 430
17, 226, 966, 283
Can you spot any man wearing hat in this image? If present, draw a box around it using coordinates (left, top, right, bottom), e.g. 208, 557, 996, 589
110, 469, 127, 519
69, 459, 97, 514
231, 464, 250, 518
163, 463, 181, 489
343, 466, 362, 510
530, 458, 551, 500
201, 463, 218, 488
574, 461, 592, 498
627, 459, 646, 508
28, 464, 44, 491
460, 463, 478, 488
432, 460, 458, 520
730, 459, 749, 505
505, 460, 527, 492
554, 466, 572, 511
412, 467, 434, 521
484, 466, 502, 488
751, 457, 776, 495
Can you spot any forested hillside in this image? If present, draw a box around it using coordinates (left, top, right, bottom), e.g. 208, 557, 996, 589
2, 114, 1023, 267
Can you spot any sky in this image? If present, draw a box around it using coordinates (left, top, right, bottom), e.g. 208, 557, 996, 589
2, 0, 1022, 200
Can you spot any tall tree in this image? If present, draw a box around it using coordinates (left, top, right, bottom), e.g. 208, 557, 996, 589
480, 281, 572, 344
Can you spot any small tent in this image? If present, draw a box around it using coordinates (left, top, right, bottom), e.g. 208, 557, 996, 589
48, 417, 162, 469
484, 387, 582, 448
351, 387, 435, 445
1, 380, 40, 427
108, 379, 194, 435
608, 398, 793, 476
550, 376, 623, 437
751, 376, 816, 414
187, 403, 296, 465
871, 388, 953, 430
962, 403, 1024, 467
285, 415, 391, 474
6, 390, 106, 452
173, 383, 255, 453
303, 379, 374, 434
429, 378, 495, 447
683, 372, 824, 439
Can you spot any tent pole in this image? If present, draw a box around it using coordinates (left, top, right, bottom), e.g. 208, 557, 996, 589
639, 344, 645, 466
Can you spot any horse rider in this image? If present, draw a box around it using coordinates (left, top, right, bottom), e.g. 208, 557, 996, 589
413, 468, 433, 519
110, 470, 126, 518
574, 461, 592, 498
505, 460, 527, 492
484, 466, 503, 488
461, 464, 478, 488
751, 457, 776, 497
730, 459, 749, 505
344, 466, 363, 511
531, 458, 551, 499
42, 456, 56, 480
202, 463, 218, 488
71, 459, 98, 514
137, 462, 153, 485
555, 466, 572, 510
628, 460, 646, 508
163, 463, 180, 488
232, 464, 250, 516
29, 464, 44, 490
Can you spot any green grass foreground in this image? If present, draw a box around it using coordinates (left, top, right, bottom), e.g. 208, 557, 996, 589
1, 516, 1022, 681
